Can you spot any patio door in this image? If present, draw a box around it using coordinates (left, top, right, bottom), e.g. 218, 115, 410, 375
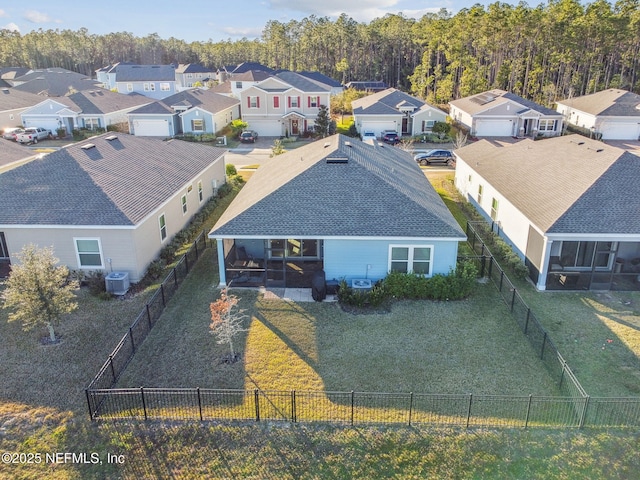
265, 239, 286, 287
0, 232, 8, 260
589, 242, 618, 290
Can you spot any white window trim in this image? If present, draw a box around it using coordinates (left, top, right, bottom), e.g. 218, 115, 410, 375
159, 213, 167, 242
74, 237, 104, 269
160, 83, 170, 91
388, 244, 434, 277
126, 83, 133, 92
181, 194, 188, 215
197, 180, 204, 203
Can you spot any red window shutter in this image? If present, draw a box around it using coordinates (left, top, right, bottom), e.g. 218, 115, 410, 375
274, 96, 279, 108
257, 97, 260, 108
288, 96, 291, 108
247, 97, 251, 108
298, 96, 301, 108
308, 97, 311, 108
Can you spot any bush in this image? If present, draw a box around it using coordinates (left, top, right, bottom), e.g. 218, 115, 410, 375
337, 279, 388, 308
85, 270, 106, 295
226, 164, 238, 176
145, 259, 165, 280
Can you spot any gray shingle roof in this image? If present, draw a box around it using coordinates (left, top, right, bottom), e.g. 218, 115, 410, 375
352, 88, 427, 115
67, 90, 151, 115
450, 89, 560, 117
557, 89, 640, 117
274, 71, 330, 93
115, 65, 176, 82
0, 134, 226, 226
128, 89, 239, 115
210, 134, 465, 239
0, 87, 43, 110
12, 69, 101, 96
454, 135, 640, 234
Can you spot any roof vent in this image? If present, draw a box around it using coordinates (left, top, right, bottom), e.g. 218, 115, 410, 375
345, 141, 352, 147
105, 135, 118, 141
324, 142, 331, 148
569, 139, 585, 145
326, 156, 349, 164
587, 147, 604, 152
81, 143, 96, 150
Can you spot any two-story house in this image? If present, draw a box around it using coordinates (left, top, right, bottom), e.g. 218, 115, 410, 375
174, 64, 217, 91
112, 64, 177, 100
240, 71, 332, 137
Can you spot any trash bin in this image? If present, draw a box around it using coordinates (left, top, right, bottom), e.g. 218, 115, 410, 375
312, 270, 326, 302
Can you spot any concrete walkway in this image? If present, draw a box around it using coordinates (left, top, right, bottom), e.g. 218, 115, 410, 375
260, 287, 337, 303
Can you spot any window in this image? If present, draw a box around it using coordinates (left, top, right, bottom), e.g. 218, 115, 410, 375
289, 96, 300, 108
181, 194, 188, 215
197, 180, 203, 202
560, 241, 613, 269
191, 119, 204, 132
389, 245, 432, 275
248, 96, 260, 108
422, 120, 435, 131
477, 185, 483, 204
273, 96, 280, 108
186, 73, 193, 79
235, 81, 242, 89
308, 96, 319, 108
539, 119, 557, 131
491, 198, 499, 220
143, 83, 155, 92
159, 214, 167, 241
160, 83, 170, 91
85, 118, 100, 130
269, 239, 321, 258
74, 238, 103, 268
143, 83, 150, 91
126, 83, 133, 92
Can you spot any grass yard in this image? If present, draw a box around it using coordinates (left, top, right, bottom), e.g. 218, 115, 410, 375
118, 247, 558, 397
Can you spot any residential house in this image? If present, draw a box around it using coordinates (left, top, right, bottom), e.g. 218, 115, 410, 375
352, 88, 447, 138
0, 133, 227, 283
454, 134, 640, 291
216, 62, 274, 83
0, 67, 32, 88
211, 70, 273, 98
112, 64, 177, 99
127, 88, 240, 137
209, 134, 466, 288
19, 90, 151, 134
174, 63, 216, 90
0, 138, 40, 173
9, 67, 101, 96
0, 88, 43, 132
95, 62, 135, 89
291, 71, 344, 95
240, 71, 332, 136
345, 81, 388, 92
555, 89, 640, 140
449, 89, 563, 138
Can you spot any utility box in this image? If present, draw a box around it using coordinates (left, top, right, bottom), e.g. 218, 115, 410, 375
105, 272, 130, 295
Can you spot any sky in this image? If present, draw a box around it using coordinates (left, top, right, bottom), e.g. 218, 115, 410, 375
0, 0, 492, 43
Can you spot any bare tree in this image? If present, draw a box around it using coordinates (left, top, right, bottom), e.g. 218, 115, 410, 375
209, 289, 247, 361
453, 130, 468, 150
2, 245, 78, 343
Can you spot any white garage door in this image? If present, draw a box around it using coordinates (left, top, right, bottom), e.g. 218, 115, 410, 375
247, 120, 282, 137
475, 119, 514, 137
23, 117, 59, 133
360, 121, 397, 138
133, 119, 170, 137
601, 122, 640, 140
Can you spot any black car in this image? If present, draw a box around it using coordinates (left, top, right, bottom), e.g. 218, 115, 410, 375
414, 149, 454, 166
381, 131, 400, 144
240, 130, 259, 143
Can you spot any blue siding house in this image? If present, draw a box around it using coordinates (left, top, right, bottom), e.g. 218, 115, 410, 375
208, 134, 466, 288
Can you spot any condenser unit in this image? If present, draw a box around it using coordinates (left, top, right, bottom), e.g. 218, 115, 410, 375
105, 272, 130, 295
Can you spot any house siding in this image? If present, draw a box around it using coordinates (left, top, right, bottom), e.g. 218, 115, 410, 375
323, 238, 459, 283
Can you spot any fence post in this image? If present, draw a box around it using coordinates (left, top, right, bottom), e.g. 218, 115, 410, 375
160, 283, 166, 307
109, 355, 116, 384
146, 303, 152, 328
559, 362, 566, 389
174, 267, 178, 288
510, 288, 517, 312
524, 308, 530, 334
488, 257, 494, 278
499, 271, 504, 292
291, 390, 297, 423
351, 391, 355, 426
254, 389, 260, 422
524, 394, 532, 428
540, 332, 547, 360
85, 389, 94, 421
128, 327, 135, 352
480, 255, 486, 277
466, 394, 473, 428
197, 388, 203, 421
408, 392, 414, 426
140, 387, 148, 420
194, 240, 199, 259
579, 395, 590, 429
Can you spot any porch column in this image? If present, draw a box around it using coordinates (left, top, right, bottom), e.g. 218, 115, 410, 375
537, 237, 553, 291
216, 238, 227, 287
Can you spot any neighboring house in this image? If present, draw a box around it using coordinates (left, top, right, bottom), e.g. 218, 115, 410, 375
0, 133, 227, 283
217, 62, 274, 83
174, 63, 216, 90
127, 88, 240, 137
240, 71, 332, 136
19, 90, 151, 134
0, 87, 43, 132
0, 138, 40, 173
287, 70, 344, 95
209, 134, 466, 288
112, 64, 177, 99
345, 81, 388, 92
352, 88, 447, 138
556, 89, 640, 140
454, 134, 640, 291
449, 89, 563, 138
9, 68, 101, 96
0, 67, 32, 86
211, 70, 273, 98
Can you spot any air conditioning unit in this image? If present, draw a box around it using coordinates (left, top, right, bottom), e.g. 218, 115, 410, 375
105, 272, 130, 295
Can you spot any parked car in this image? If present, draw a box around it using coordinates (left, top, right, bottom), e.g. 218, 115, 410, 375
362, 130, 376, 140
414, 149, 454, 166
239, 130, 259, 143
2, 127, 24, 141
381, 131, 400, 145
16, 127, 52, 144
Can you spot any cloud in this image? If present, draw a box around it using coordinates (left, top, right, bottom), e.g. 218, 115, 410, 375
0, 9, 8, 18
218, 25, 264, 39
2, 22, 20, 32
24, 10, 54, 24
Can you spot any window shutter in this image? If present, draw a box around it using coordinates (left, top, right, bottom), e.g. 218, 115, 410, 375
247, 97, 251, 108
257, 97, 260, 108
288, 96, 291, 108
274, 96, 279, 108
308, 97, 311, 108
298, 96, 301, 108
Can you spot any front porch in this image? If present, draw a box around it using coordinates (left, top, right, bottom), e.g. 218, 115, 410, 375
221, 239, 324, 288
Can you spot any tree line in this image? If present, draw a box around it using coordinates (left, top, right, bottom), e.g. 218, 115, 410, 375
0, 0, 638, 106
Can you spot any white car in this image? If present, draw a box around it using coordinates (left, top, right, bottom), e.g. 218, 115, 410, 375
2, 127, 24, 140
15, 127, 52, 144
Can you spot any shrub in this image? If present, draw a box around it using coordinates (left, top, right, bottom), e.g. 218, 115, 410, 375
145, 259, 165, 280
226, 164, 238, 176
85, 270, 106, 295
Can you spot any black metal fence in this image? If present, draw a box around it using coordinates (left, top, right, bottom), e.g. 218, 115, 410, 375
86, 232, 209, 391
85, 223, 640, 428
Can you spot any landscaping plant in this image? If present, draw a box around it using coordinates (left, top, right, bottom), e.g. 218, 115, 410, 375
209, 289, 247, 362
